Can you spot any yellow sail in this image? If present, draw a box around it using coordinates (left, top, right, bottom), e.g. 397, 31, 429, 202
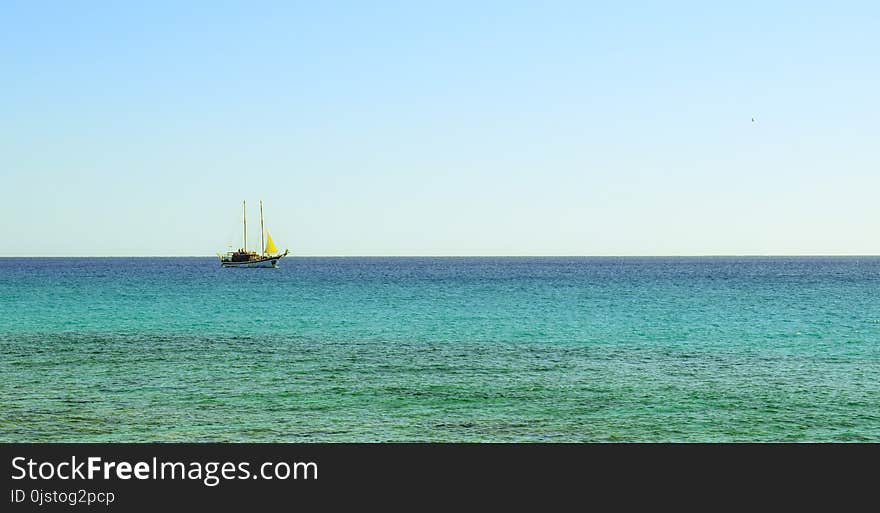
264, 231, 278, 254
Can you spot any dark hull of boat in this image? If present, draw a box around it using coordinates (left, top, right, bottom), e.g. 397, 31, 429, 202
219, 254, 286, 268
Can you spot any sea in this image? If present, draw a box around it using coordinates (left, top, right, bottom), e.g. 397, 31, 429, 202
1, 257, 878, 442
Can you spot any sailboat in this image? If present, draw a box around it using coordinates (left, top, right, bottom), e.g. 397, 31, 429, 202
218, 200, 289, 268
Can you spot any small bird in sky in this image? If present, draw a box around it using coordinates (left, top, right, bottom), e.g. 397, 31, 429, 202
751, 117, 755, 122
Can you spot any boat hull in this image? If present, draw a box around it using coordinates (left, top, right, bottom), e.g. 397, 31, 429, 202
219, 255, 284, 268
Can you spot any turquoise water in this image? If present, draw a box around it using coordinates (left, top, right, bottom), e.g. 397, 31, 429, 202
2, 257, 878, 441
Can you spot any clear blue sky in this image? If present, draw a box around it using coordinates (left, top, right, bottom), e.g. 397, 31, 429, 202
2, 1, 877, 256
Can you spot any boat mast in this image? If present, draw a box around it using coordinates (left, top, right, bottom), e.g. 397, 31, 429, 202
260, 200, 265, 256
243, 200, 247, 252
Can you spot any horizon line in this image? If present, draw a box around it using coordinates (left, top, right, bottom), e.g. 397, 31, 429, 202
2, 254, 880, 258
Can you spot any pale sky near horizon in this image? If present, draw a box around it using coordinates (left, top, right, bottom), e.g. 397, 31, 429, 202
2, 1, 878, 256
